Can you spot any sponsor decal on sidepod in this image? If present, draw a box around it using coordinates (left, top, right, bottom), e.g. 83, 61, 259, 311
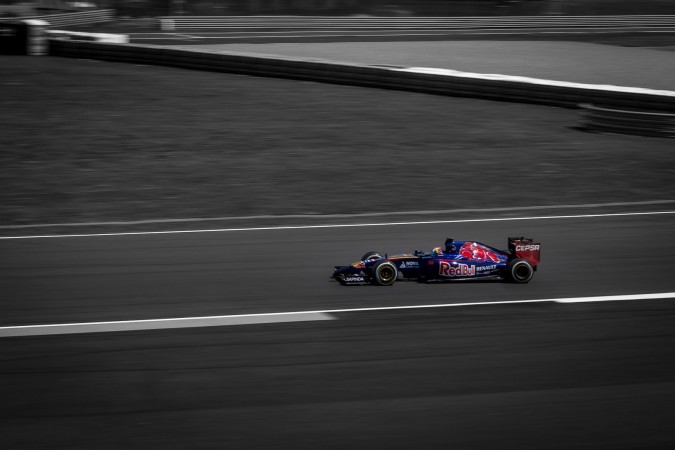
399, 261, 419, 268
439, 262, 476, 277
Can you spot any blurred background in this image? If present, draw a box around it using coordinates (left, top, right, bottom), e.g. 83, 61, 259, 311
3, 0, 675, 18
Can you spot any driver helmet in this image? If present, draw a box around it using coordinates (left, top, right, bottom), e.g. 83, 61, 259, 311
432, 247, 443, 256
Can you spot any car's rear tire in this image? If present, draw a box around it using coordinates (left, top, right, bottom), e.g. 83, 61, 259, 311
361, 251, 382, 261
372, 261, 398, 286
507, 258, 534, 283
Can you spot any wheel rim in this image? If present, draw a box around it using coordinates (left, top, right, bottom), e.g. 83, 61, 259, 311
379, 266, 395, 283
514, 263, 532, 281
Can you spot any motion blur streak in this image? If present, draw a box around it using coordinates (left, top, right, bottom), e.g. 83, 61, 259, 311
1, 210, 674, 240
2, 293, 672, 338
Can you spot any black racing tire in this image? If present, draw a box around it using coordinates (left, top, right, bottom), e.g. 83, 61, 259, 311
372, 261, 398, 286
361, 251, 382, 261
507, 258, 534, 283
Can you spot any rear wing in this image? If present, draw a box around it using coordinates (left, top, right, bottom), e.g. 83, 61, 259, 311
508, 237, 541, 268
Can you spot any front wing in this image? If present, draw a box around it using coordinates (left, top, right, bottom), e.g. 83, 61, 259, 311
333, 265, 370, 285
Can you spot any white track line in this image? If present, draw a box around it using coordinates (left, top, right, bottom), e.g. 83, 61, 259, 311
1, 292, 672, 338
0, 312, 335, 337
3, 200, 673, 229
1, 210, 674, 240
325, 292, 675, 311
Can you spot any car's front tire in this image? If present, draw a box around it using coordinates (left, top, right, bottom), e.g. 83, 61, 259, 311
507, 258, 534, 283
372, 261, 398, 286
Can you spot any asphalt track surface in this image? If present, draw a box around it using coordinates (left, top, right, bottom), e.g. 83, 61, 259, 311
168, 39, 675, 92
126, 27, 675, 44
110, 18, 675, 46
2, 212, 675, 448
129, 29, 675, 45
4, 213, 675, 325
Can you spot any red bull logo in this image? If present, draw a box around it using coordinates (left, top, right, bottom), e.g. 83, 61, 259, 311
459, 242, 501, 263
439, 262, 476, 277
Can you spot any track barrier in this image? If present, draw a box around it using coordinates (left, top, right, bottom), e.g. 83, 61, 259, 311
48, 40, 675, 115
579, 104, 675, 137
1, 20, 48, 55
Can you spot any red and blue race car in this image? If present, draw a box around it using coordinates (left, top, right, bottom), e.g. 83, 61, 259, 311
333, 237, 540, 286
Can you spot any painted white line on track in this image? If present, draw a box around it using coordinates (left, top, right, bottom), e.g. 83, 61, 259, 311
3, 200, 673, 229
553, 293, 675, 303
1, 210, 673, 240
0, 312, 335, 337
1, 292, 672, 338
319, 292, 675, 313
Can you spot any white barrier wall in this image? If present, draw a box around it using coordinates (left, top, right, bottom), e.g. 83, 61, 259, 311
47, 30, 129, 43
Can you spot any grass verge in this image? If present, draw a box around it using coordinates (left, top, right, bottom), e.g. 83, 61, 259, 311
1, 56, 674, 227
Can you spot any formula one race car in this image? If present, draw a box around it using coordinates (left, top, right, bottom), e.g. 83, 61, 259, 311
333, 237, 540, 286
